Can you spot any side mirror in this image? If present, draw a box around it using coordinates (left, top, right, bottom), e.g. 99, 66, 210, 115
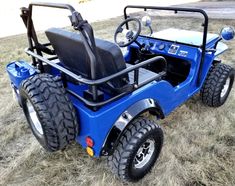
141, 16, 152, 27
220, 26, 234, 41
141, 16, 153, 35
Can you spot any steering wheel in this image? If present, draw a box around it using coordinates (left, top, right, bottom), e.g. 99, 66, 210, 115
114, 18, 141, 47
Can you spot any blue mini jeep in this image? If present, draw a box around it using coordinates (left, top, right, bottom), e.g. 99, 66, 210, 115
6, 3, 235, 182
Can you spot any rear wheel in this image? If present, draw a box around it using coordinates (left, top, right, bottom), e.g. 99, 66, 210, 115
201, 63, 234, 107
20, 73, 79, 151
107, 117, 164, 182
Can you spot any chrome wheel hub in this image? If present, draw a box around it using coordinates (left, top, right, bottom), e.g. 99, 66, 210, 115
26, 100, 43, 135
134, 139, 155, 169
221, 77, 231, 98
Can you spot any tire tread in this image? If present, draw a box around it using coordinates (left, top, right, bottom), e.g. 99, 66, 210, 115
107, 117, 163, 182
20, 73, 79, 151
201, 63, 234, 107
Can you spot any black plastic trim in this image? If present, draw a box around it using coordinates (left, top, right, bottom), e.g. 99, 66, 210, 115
100, 98, 164, 156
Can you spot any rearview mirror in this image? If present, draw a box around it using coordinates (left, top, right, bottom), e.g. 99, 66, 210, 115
141, 16, 152, 27
220, 26, 234, 41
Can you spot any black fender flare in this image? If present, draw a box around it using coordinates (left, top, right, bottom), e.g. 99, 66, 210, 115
100, 98, 164, 156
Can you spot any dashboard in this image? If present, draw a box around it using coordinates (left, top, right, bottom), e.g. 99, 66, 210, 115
130, 36, 201, 63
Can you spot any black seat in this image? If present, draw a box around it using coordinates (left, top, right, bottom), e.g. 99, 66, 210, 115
45, 28, 129, 94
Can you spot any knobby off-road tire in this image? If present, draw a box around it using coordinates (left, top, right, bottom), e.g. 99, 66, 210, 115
107, 117, 164, 182
20, 73, 79, 151
201, 63, 234, 107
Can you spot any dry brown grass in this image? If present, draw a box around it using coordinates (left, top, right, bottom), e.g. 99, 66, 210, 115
0, 16, 235, 186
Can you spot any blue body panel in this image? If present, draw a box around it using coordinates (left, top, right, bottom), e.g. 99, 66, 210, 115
6, 31, 228, 157
6, 60, 37, 88
69, 34, 227, 157
69, 79, 193, 156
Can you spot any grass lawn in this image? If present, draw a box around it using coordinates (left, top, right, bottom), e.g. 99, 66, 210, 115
0, 16, 235, 186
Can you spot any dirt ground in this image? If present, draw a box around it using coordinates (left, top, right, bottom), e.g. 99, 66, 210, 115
0, 16, 235, 186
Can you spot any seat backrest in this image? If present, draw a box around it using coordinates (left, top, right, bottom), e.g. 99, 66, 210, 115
45, 28, 128, 91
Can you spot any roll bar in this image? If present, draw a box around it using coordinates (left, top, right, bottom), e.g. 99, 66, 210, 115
21, 2, 97, 77
21, 2, 100, 100
29, 2, 76, 12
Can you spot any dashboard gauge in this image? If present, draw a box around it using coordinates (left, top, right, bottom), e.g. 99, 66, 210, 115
158, 43, 165, 50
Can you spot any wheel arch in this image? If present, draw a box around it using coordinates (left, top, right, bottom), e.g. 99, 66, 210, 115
100, 98, 164, 156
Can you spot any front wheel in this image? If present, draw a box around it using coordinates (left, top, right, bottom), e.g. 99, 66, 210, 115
201, 63, 234, 107
107, 117, 164, 182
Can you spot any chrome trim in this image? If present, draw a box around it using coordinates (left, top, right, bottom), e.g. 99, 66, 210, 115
221, 77, 231, 98
26, 100, 43, 135
134, 139, 155, 169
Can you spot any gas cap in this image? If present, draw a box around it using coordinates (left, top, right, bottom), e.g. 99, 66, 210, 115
15, 62, 30, 77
